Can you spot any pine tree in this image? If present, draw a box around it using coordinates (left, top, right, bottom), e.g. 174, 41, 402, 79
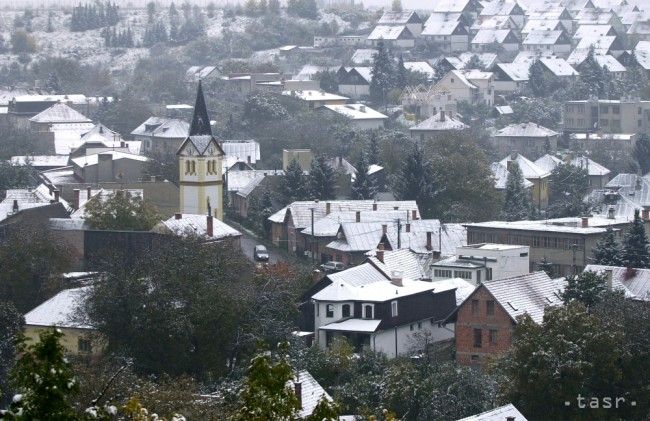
502, 161, 531, 221
147, 1, 156, 23
392, 0, 403, 12
577, 46, 606, 98
369, 40, 394, 103
395, 54, 407, 89
635, 134, 650, 175
620, 209, 650, 268
548, 163, 589, 218
46, 12, 54, 33
392, 143, 438, 218
309, 154, 336, 200
433, 59, 452, 82
0, 302, 23, 407
281, 158, 308, 203
592, 226, 622, 266
528, 59, 547, 97
351, 152, 377, 200
45, 72, 61, 93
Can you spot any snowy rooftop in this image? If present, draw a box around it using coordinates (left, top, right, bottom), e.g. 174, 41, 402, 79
457, 403, 528, 421
410, 112, 468, 131
465, 216, 631, 234
70, 151, 149, 167
495, 122, 559, 138
498, 153, 550, 179
0, 184, 72, 222
10, 155, 69, 168
490, 162, 534, 190
281, 90, 348, 102
157, 214, 241, 240
288, 370, 333, 418
323, 104, 387, 120
367, 25, 412, 40
29, 103, 92, 124
25, 287, 92, 329
584, 265, 650, 301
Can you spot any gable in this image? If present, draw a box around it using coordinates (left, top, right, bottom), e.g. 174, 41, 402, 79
177, 136, 225, 157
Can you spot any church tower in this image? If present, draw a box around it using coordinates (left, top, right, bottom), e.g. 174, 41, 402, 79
177, 81, 225, 220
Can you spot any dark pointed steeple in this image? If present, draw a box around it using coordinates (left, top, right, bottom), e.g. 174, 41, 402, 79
189, 80, 212, 136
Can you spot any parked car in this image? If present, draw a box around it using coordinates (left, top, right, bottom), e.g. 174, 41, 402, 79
254, 245, 269, 262
320, 261, 345, 273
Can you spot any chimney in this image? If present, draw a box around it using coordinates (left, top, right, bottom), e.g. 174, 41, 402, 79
206, 215, 214, 237
382, 224, 387, 235
426, 231, 432, 250
53, 189, 60, 202
175, 213, 182, 220
86, 186, 92, 199
608, 206, 615, 219
372, 202, 378, 211
326, 202, 331, 215
604, 269, 613, 290
377, 243, 385, 263
294, 381, 302, 408
412, 209, 418, 220
581, 216, 589, 228
73, 189, 80, 209
390, 270, 403, 287
356, 210, 361, 222
12, 199, 18, 213
405, 223, 410, 232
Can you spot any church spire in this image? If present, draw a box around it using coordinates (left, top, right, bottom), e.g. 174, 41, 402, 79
189, 80, 212, 136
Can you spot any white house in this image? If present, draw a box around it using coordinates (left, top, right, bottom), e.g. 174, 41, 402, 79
422, 14, 470, 53
367, 25, 416, 48
321, 103, 387, 130
430, 243, 530, 285
471, 29, 520, 52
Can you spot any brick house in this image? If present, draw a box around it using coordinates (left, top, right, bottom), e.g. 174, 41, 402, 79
447, 271, 565, 368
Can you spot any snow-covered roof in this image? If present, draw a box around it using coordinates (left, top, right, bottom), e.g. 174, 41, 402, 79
480, 0, 522, 16
495, 62, 531, 81
540, 58, 579, 76
351, 49, 377, 64
29, 103, 91, 124
584, 265, 650, 301
281, 90, 348, 102
521, 19, 562, 34
288, 371, 333, 418
410, 112, 468, 131
533, 154, 563, 173
10, 155, 69, 168
377, 10, 420, 25
422, 19, 464, 36
368, 25, 413, 40
221, 139, 260, 164
523, 30, 566, 45
457, 403, 528, 421
70, 151, 149, 167
634, 40, 650, 70
495, 122, 559, 138
575, 35, 617, 52
433, 0, 474, 13
302, 210, 409, 237
323, 104, 387, 121
482, 272, 565, 324
320, 318, 382, 332
490, 162, 534, 190
24, 287, 92, 329
424, 11, 462, 26
498, 153, 550, 179
0, 184, 72, 222
404, 61, 435, 79
472, 29, 514, 44
367, 249, 428, 280
131, 117, 190, 139
158, 214, 241, 240
51, 122, 98, 155
574, 24, 614, 39
314, 273, 439, 302
465, 216, 631, 234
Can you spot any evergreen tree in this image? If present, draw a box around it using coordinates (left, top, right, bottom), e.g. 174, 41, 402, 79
259, 189, 274, 234
465, 54, 483, 70
392, 143, 438, 218
45, 71, 61, 93
433, 59, 452, 82
0, 302, 23, 407
84, 190, 160, 231
548, 163, 589, 218
309, 154, 337, 200
46, 12, 54, 33
367, 131, 380, 166
351, 152, 377, 200
369, 40, 394, 103
281, 158, 308, 203
577, 46, 606, 98
635, 133, 650, 175
392, 0, 403, 12
501, 161, 531, 221
562, 270, 608, 308
147, 1, 156, 23
528, 59, 547, 97
592, 226, 622, 266
395, 54, 407, 89
3, 329, 79, 419
620, 209, 650, 268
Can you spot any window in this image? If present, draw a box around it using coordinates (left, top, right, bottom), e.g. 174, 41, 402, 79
454, 270, 472, 280
410, 324, 414, 331
473, 328, 482, 348
417, 322, 422, 329
364, 304, 373, 319
639, 120, 643, 127
489, 329, 498, 345
342, 304, 350, 318
391, 301, 398, 317
78, 338, 92, 353
613, 105, 620, 114
471, 299, 479, 315
434, 269, 453, 278
471, 355, 479, 363
486, 300, 495, 316
486, 268, 493, 281
451, 78, 455, 83
326, 304, 334, 318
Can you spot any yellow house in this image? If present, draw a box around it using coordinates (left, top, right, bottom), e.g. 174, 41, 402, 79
24, 286, 104, 357
499, 153, 550, 211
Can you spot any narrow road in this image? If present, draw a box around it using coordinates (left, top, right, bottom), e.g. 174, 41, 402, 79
226, 218, 282, 264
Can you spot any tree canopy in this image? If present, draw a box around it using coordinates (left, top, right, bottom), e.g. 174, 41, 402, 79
84, 191, 161, 231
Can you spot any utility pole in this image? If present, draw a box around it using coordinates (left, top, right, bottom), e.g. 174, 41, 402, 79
311, 207, 315, 266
